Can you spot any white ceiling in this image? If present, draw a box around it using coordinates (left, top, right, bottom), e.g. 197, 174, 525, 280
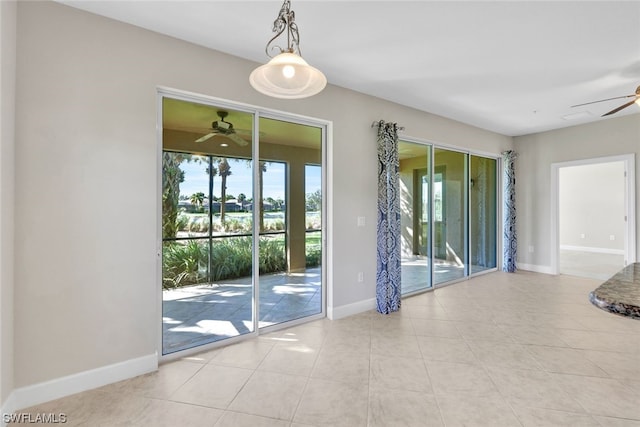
59, 0, 640, 137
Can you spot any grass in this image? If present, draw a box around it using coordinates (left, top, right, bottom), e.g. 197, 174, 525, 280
176, 211, 321, 234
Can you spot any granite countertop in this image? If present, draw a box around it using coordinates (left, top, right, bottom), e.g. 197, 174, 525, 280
589, 263, 640, 319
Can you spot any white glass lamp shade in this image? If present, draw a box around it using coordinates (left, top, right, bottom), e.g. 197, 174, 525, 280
250, 52, 327, 99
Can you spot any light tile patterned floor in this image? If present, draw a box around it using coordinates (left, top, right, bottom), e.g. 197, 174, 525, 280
15, 271, 640, 426
560, 249, 625, 281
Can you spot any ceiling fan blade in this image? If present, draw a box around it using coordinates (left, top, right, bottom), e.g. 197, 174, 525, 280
226, 132, 249, 146
602, 99, 638, 117
571, 94, 635, 108
195, 132, 216, 143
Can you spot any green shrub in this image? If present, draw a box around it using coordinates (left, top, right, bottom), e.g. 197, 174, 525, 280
162, 240, 208, 288
198, 219, 209, 233
210, 237, 252, 280
259, 237, 286, 273
164, 234, 314, 288
175, 214, 189, 232
264, 219, 285, 231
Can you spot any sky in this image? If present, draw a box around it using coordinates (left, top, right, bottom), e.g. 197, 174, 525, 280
179, 158, 321, 201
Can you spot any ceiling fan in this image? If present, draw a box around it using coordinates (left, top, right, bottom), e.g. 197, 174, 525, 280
195, 111, 249, 146
571, 85, 640, 117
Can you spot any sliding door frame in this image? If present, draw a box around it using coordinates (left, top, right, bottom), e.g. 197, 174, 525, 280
156, 87, 331, 362
399, 135, 501, 293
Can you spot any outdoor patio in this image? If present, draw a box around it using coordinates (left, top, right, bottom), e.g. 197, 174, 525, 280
162, 267, 322, 354
401, 257, 493, 294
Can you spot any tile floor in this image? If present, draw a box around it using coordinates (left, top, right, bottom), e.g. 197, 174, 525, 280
17, 271, 640, 426
560, 249, 625, 281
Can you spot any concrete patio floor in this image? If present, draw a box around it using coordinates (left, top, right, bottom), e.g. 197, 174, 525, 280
162, 267, 322, 354
402, 257, 494, 294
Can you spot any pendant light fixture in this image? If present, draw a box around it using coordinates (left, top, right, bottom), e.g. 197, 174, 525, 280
249, 0, 327, 99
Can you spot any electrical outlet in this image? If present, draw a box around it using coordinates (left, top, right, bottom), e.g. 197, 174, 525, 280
357, 216, 366, 227
610, 235, 615, 241
580, 233, 585, 239
528, 246, 534, 253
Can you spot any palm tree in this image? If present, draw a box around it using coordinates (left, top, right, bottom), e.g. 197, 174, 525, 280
162, 152, 189, 239
218, 158, 232, 223
190, 192, 205, 211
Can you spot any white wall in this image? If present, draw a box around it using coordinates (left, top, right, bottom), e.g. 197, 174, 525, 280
559, 162, 625, 251
0, 0, 16, 413
11, 0, 512, 404
514, 114, 640, 272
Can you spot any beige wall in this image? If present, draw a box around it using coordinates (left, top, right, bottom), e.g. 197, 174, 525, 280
0, 0, 16, 408
559, 162, 625, 251
514, 114, 639, 270
11, 0, 512, 395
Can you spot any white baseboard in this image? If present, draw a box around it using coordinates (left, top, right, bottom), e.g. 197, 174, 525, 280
7, 353, 157, 415
328, 298, 376, 320
517, 263, 555, 275
560, 245, 625, 255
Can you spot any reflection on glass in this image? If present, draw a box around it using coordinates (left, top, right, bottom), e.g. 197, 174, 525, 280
433, 148, 468, 285
470, 155, 497, 274
399, 140, 432, 294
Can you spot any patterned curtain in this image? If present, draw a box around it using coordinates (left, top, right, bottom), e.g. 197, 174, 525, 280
376, 121, 401, 314
502, 150, 517, 272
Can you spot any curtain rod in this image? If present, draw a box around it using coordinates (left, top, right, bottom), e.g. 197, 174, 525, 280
371, 121, 405, 131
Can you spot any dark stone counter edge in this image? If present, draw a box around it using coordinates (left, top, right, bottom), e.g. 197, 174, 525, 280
589, 291, 640, 320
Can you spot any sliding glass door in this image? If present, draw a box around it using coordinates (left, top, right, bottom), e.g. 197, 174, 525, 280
399, 140, 432, 294
257, 117, 323, 328
470, 155, 497, 274
399, 141, 497, 294
161, 99, 256, 354
160, 95, 325, 356
433, 148, 468, 285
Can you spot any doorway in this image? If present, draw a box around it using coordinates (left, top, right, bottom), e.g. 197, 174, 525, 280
159, 91, 327, 357
551, 154, 636, 279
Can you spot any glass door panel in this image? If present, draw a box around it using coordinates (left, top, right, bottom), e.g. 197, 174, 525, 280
161, 97, 255, 355
257, 117, 323, 328
470, 155, 497, 274
399, 140, 432, 294
433, 148, 468, 285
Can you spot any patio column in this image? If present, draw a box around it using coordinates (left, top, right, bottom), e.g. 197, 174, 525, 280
288, 161, 307, 272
